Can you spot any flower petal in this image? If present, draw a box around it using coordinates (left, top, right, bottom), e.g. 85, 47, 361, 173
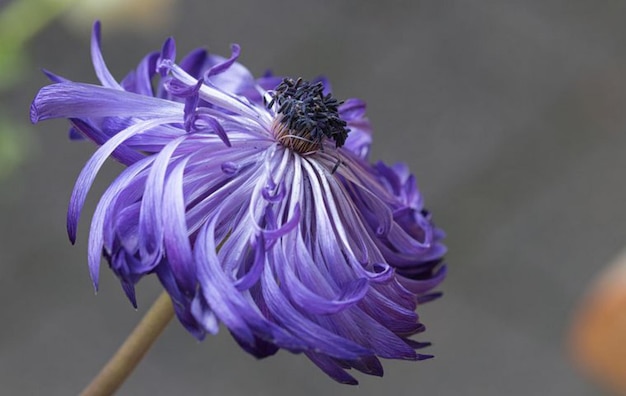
162, 156, 196, 293
305, 352, 359, 385
88, 156, 154, 289
91, 21, 123, 90
68, 116, 180, 243
31, 83, 183, 123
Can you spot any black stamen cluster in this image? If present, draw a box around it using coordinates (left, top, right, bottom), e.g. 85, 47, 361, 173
267, 77, 349, 148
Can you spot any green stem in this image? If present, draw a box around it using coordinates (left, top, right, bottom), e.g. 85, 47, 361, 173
80, 291, 175, 396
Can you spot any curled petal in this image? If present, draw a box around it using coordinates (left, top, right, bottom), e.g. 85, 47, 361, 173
195, 216, 307, 352
179, 48, 208, 78
88, 156, 154, 290
162, 157, 196, 293
31, 83, 183, 123
205, 43, 241, 78
233, 235, 265, 291
91, 21, 123, 90
194, 114, 231, 146
279, 259, 369, 315
122, 52, 160, 96
158, 37, 177, 76
137, 137, 186, 271
305, 352, 359, 385
261, 203, 300, 243
68, 116, 180, 243
260, 263, 372, 360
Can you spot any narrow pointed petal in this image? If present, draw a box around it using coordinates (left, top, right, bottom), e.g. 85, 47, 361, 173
88, 156, 154, 289
91, 21, 123, 90
305, 352, 359, 385
162, 157, 196, 293
68, 117, 179, 243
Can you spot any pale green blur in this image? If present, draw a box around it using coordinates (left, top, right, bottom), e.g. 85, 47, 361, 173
0, 0, 77, 180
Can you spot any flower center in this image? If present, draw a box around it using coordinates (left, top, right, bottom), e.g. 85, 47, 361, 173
267, 77, 349, 154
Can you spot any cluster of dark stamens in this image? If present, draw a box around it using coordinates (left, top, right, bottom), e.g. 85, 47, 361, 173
266, 77, 349, 154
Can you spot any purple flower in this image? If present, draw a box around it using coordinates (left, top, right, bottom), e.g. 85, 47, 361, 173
31, 22, 447, 384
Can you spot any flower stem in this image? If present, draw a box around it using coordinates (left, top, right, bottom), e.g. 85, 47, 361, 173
80, 291, 175, 396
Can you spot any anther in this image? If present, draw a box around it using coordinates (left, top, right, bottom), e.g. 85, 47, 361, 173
268, 77, 349, 154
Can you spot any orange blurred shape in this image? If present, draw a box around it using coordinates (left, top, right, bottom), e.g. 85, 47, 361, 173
569, 250, 626, 395
63, 0, 176, 33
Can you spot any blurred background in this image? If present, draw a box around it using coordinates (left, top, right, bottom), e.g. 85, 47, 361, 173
1, 0, 626, 394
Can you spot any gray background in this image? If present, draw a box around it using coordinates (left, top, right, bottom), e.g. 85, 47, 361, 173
2, 0, 625, 394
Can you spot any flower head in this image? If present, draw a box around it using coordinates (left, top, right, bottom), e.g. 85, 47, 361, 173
31, 22, 447, 384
